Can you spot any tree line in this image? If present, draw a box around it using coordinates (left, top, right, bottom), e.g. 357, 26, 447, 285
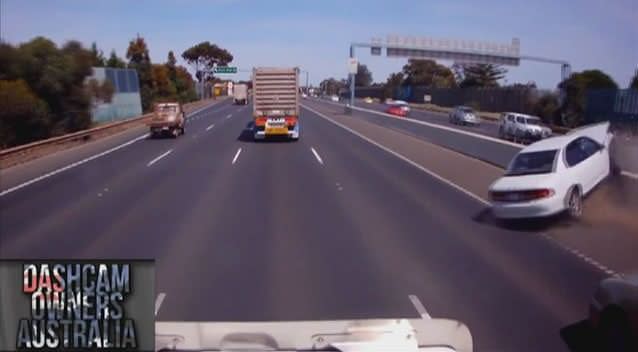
0, 36, 234, 148
321, 60, 638, 127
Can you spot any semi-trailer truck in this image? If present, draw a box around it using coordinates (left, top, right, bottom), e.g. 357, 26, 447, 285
252, 67, 300, 141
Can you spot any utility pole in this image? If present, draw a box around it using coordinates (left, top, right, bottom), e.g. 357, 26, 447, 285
300, 70, 310, 94
348, 45, 355, 113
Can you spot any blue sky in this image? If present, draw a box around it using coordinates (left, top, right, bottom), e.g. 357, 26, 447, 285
2, 0, 637, 88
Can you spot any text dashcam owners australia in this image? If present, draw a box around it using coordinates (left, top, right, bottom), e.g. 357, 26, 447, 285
16, 263, 137, 349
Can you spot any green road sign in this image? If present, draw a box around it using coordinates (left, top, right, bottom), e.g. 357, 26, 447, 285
214, 66, 237, 74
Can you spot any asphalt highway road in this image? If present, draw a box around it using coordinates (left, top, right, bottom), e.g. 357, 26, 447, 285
354, 98, 503, 139
0, 98, 631, 351
342, 97, 638, 175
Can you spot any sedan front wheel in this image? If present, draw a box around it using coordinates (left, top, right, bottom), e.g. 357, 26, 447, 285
566, 188, 583, 218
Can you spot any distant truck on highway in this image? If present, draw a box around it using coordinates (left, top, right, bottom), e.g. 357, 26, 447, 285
233, 83, 248, 105
252, 67, 300, 141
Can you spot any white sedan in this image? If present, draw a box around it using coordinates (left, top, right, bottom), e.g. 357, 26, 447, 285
489, 122, 613, 219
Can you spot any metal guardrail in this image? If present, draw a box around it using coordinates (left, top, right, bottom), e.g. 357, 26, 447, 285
0, 99, 215, 168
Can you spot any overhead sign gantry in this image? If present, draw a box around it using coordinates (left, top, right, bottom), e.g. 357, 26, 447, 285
347, 35, 571, 108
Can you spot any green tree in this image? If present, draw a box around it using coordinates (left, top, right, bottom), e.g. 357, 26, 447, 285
126, 35, 154, 111
319, 78, 345, 95
0, 43, 22, 79
355, 64, 373, 87
174, 66, 198, 103
181, 41, 233, 83
151, 64, 177, 99
457, 63, 507, 88
402, 59, 455, 88
558, 69, 618, 127
90, 42, 105, 67
532, 93, 560, 124
1, 38, 101, 146
166, 51, 177, 81
14, 38, 93, 134
106, 50, 126, 68
384, 72, 404, 98
0, 80, 51, 148
630, 70, 638, 89
58, 40, 94, 132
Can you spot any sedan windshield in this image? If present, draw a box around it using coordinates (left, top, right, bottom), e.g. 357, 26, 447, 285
506, 150, 558, 176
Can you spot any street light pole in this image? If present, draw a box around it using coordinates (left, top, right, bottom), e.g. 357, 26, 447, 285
349, 45, 355, 110
299, 70, 310, 94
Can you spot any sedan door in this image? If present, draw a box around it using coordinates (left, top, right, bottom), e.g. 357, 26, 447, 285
580, 137, 610, 187
564, 137, 606, 194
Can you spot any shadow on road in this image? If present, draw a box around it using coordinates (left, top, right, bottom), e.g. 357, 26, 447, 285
236, 122, 295, 144
471, 208, 571, 232
236, 123, 256, 143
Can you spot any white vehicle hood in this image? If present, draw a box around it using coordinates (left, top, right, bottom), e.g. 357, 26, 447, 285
156, 318, 473, 352
489, 173, 558, 192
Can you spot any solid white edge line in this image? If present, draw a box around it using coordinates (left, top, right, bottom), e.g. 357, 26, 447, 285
620, 170, 638, 180
205, 123, 215, 131
301, 104, 490, 206
232, 148, 242, 165
154, 292, 166, 316
147, 149, 173, 167
408, 294, 431, 319
310, 147, 324, 165
316, 100, 638, 181
306, 103, 623, 277
0, 133, 149, 197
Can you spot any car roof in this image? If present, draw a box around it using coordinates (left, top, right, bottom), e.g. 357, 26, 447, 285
503, 112, 540, 119
457, 106, 472, 109
519, 135, 573, 152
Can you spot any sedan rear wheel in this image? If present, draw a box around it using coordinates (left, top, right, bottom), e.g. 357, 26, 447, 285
567, 188, 583, 218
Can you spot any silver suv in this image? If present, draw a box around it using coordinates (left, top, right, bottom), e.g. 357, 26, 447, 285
449, 106, 480, 126
498, 112, 552, 142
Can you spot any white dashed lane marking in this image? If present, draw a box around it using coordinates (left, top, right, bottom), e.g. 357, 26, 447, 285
154, 293, 166, 316
311, 147, 324, 165
539, 233, 619, 277
408, 294, 431, 319
232, 148, 242, 165
147, 149, 173, 167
